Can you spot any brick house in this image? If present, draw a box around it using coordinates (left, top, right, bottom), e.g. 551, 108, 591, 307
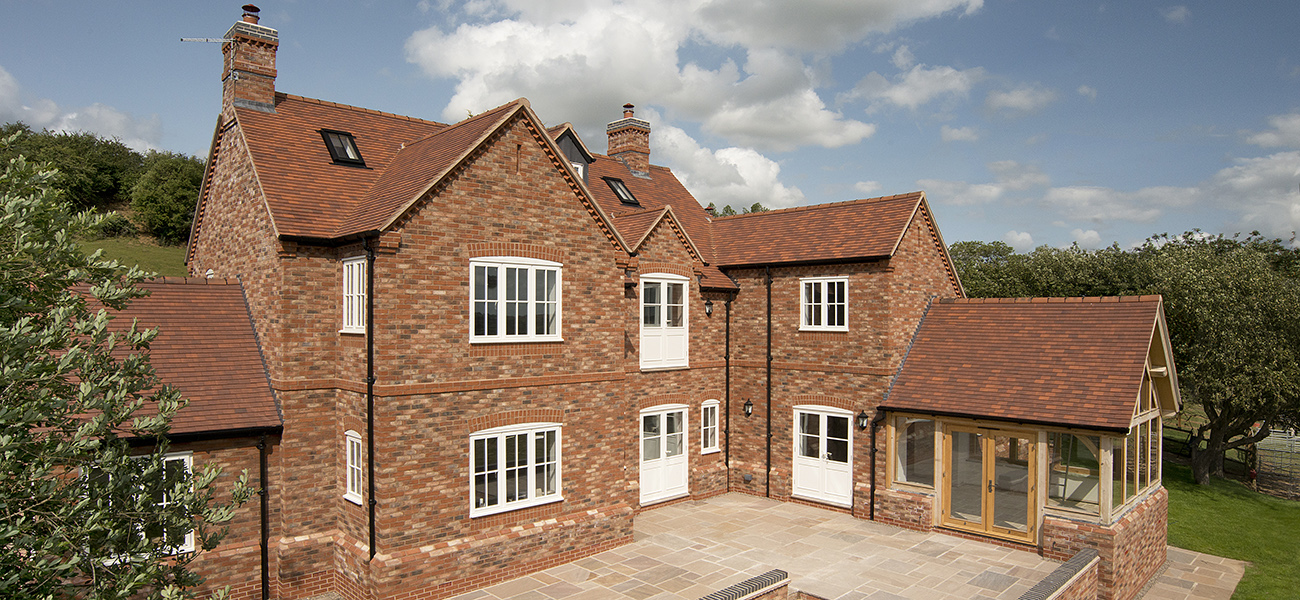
163, 6, 1181, 600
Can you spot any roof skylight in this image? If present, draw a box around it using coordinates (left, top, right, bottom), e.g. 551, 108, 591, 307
320, 130, 365, 166
605, 177, 639, 206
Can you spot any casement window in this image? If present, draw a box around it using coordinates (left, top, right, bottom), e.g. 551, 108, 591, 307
640, 274, 689, 369
470, 423, 562, 517
341, 256, 366, 334
88, 453, 195, 556
800, 277, 848, 331
701, 400, 720, 454
470, 257, 562, 343
344, 430, 363, 505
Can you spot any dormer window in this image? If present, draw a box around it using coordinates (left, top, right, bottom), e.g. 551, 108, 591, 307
320, 130, 365, 167
604, 177, 639, 206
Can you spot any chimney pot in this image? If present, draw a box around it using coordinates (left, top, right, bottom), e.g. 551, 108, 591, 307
242, 4, 260, 24
623, 103, 635, 118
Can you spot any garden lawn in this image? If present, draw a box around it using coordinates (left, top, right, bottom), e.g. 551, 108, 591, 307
79, 237, 187, 277
1164, 462, 1300, 599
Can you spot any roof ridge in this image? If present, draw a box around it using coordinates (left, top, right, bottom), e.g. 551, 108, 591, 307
711, 192, 924, 221
276, 92, 447, 126
147, 276, 239, 285
940, 295, 1162, 304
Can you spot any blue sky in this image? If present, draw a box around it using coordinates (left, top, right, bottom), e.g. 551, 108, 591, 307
2, 1, 1298, 249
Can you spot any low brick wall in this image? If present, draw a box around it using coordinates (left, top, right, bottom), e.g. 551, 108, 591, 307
1041, 488, 1167, 600
1019, 548, 1100, 600
699, 569, 789, 600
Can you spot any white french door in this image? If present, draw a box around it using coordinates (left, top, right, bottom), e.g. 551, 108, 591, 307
640, 405, 688, 505
792, 407, 853, 507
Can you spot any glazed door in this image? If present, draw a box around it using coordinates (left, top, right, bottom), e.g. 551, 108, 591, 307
791, 408, 853, 507
941, 426, 1037, 543
640, 406, 688, 505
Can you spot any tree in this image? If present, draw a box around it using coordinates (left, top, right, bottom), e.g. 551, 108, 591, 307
0, 136, 250, 598
949, 233, 1300, 485
707, 202, 768, 217
0, 123, 143, 212
130, 152, 204, 245
1143, 234, 1300, 484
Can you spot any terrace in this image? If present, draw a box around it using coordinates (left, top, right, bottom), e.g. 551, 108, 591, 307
450, 493, 1243, 600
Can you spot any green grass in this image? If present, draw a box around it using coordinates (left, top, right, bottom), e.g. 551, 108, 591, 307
1164, 462, 1300, 599
78, 237, 188, 278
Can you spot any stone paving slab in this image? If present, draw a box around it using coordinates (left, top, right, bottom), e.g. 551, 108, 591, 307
450, 493, 1244, 600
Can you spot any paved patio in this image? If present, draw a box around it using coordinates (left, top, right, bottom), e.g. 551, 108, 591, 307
451, 493, 1244, 600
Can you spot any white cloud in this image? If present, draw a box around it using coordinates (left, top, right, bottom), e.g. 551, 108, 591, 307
918, 160, 1048, 205
846, 63, 985, 111
1161, 6, 1189, 23
1003, 230, 1035, 251
891, 45, 916, 70
1041, 185, 1196, 223
1210, 151, 1300, 237
1077, 85, 1097, 101
1070, 228, 1102, 248
940, 124, 979, 142
986, 84, 1058, 114
854, 180, 882, 195
653, 123, 806, 209
1245, 113, 1300, 148
404, 0, 982, 153
0, 64, 160, 152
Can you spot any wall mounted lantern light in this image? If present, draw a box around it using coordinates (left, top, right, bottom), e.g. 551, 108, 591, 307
856, 410, 870, 430
743, 399, 754, 417
704, 299, 714, 316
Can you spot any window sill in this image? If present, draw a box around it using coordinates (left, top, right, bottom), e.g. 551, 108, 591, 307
701, 448, 720, 455
470, 337, 564, 345
799, 326, 848, 333
640, 363, 690, 372
339, 328, 366, 335
343, 493, 363, 506
470, 495, 563, 519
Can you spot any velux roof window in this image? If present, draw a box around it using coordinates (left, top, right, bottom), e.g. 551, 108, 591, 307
320, 129, 365, 167
604, 177, 639, 206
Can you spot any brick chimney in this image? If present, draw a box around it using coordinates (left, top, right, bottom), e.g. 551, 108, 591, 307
607, 103, 651, 174
222, 4, 279, 116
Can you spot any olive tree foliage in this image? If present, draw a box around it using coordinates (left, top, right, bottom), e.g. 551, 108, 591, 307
949, 234, 1300, 485
129, 152, 204, 245
0, 136, 251, 599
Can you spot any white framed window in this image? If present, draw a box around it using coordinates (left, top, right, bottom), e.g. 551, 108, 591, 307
341, 256, 367, 334
640, 274, 689, 369
470, 257, 562, 343
470, 423, 562, 517
89, 452, 196, 556
800, 277, 847, 331
344, 430, 363, 505
701, 400, 720, 454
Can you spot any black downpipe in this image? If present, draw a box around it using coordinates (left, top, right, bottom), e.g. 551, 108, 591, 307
868, 411, 887, 521
724, 299, 732, 475
364, 237, 377, 561
258, 434, 269, 600
764, 267, 773, 498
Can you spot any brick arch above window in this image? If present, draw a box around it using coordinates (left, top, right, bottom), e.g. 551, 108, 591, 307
638, 262, 693, 280
468, 408, 564, 433
638, 394, 693, 411
467, 242, 564, 264
788, 395, 857, 413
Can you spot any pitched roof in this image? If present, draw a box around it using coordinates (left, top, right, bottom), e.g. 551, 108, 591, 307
710, 193, 925, 267
232, 93, 447, 239
337, 100, 522, 234
882, 296, 1166, 432
109, 279, 281, 436
587, 156, 718, 263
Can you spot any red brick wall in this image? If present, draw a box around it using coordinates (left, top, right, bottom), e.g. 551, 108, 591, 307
1042, 488, 1167, 600
1056, 560, 1101, 600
